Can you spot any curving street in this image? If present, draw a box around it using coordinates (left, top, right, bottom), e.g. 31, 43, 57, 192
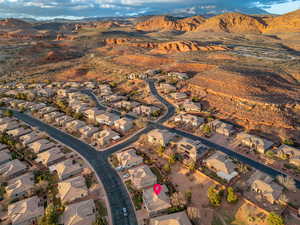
8, 79, 300, 225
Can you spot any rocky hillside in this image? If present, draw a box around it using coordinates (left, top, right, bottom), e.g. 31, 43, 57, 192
105, 38, 228, 53
135, 10, 300, 34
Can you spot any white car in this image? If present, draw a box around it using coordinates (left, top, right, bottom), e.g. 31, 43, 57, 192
122, 174, 129, 179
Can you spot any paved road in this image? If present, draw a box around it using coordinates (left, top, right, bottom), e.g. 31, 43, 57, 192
12, 111, 139, 225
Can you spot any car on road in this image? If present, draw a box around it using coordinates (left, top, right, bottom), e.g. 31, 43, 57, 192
122, 173, 129, 179
122, 207, 128, 216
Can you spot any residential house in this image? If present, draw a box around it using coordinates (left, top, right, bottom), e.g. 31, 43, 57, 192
50, 159, 83, 181
61, 199, 96, 225
0, 121, 20, 132
44, 111, 64, 123
19, 131, 42, 146
114, 100, 140, 111
72, 103, 90, 114
28, 139, 56, 154
209, 119, 234, 136
114, 117, 133, 132
96, 112, 120, 126
79, 125, 100, 138
83, 108, 104, 121
38, 106, 58, 116
0, 159, 27, 180
28, 103, 46, 111
93, 129, 120, 146
7, 127, 31, 138
176, 138, 209, 162
0, 143, 8, 151
6, 172, 35, 199
149, 211, 192, 225
278, 144, 300, 167
36, 88, 55, 97
143, 185, 171, 217
174, 114, 204, 127
181, 100, 201, 112
0, 117, 17, 125
65, 120, 86, 132
57, 89, 71, 97
116, 148, 143, 168
57, 175, 88, 204
133, 105, 160, 117
128, 165, 157, 189
168, 72, 189, 80
36, 147, 65, 167
103, 94, 125, 103
55, 115, 74, 127
248, 171, 284, 204
204, 152, 238, 182
237, 133, 274, 154
0, 149, 11, 165
7, 196, 44, 225
148, 129, 174, 147
159, 83, 176, 93
170, 92, 188, 100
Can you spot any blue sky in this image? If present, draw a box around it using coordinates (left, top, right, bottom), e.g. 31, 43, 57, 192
0, 0, 299, 19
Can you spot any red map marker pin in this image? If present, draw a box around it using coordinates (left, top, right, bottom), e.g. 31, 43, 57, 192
153, 184, 162, 195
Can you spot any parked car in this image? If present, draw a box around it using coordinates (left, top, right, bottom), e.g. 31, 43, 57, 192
122, 174, 129, 179
122, 208, 128, 216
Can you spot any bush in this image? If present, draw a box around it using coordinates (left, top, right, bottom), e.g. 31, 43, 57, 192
283, 139, 294, 146
267, 212, 284, 225
207, 185, 221, 206
226, 187, 238, 203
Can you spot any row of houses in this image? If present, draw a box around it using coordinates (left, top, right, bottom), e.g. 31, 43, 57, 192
0, 115, 100, 225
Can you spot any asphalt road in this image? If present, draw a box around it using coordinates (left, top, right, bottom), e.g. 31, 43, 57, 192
12, 110, 139, 225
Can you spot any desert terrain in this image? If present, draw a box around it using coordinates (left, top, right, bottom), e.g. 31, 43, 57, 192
0, 10, 299, 142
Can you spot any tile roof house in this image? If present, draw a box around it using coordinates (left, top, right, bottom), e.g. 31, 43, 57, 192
128, 165, 157, 189
116, 148, 143, 168
55, 115, 74, 127
0, 121, 20, 132
149, 211, 192, 225
38, 106, 58, 116
181, 100, 202, 112
0, 143, 8, 151
170, 92, 188, 100
78, 125, 100, 138
7, 196, 44, 225
248, 171, 284, 204
0, 149, 11, 165
36, 147, 65, 167
61, 199, 96, 225
103, 94, 126, 103
0, 117, 17, 125
95, 112, 120, 126
92, 129, 120, 146
159, 83, 177, 94
28, 103, 46, 111
114, 117, 133, 132
132, 105, 160, 117
236, 133, 274, 154
174, 114, 204, 127
6, 172, 35, 199
50, 159, 83, 181
278, 144, 300, 167
209, 119, 234, 137
148, 129, 174, 147
7, 127, 32, 138
57, 175, 88, 204
114, 100, 140, 111
65, 120, 86, 132
43, 111, 64, 123
83, 108, 104, 121
28, 139, 56, 154
204, 152, 238, 182
143, 185, 171, 217
0, 159, 27, 180
176, 138, 209, 162
19, 131, 42, 146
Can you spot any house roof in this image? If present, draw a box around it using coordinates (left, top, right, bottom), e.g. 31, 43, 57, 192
36, 147, 65, 165
205, 151, 236, 174
116, 149, 143, 167
150, 211, 192, 225
0, 149, 11, 163
0, 159, 27, 178
148, 129, 174, 143
28, 139, 56, 153
237, 133, 274, 150
128, 165, 156, 184
51, 159, 82, 180
143, 185, 171, 212
7, 127, 31, 137
6, 173, 35, 198
62, 199, 96, 225
114, 117, 133, 126
278, 144, 300, 158
19, 131, 41, 144
8, 196, 44, 225
58, 175, 88, 203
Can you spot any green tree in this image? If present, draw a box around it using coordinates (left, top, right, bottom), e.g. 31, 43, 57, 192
283, 139, 294, 146
201, 124, 211, 136
226, 187, 238, 203
168, 154, 176, 165
267, 212, 284, 225
163, 163, 171, 173
156, 145, 165, 157
207, 185, 221, 206
3, 109, 13, 117
39, 203, 58, 225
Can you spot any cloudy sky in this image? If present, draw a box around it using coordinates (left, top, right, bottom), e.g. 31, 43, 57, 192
0, 0, 299, 19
